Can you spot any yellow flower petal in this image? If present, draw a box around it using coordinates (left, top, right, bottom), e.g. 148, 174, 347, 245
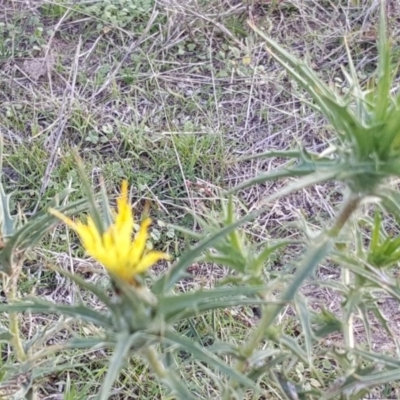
76, 217, 101, 251
129, 217, 151, 265
49, 208, 78, 230
49, 182, 171, 285
134, 251, 171, 274
115, 180, 133, 233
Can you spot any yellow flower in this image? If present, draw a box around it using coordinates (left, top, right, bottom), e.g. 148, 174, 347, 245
49, 181, 170, 284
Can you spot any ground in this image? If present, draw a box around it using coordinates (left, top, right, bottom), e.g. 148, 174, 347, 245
1, 0, 400, 398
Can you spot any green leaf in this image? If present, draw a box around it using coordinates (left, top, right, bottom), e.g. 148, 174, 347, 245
169, 298, 268, 322
158, 285, 267, 317
0, 181, 15, 238
324, 367, 400, 400
97, 332, 138, 400
0, 137, 15, 244
163, 330, 259, 390
370, 211, 382, 252
228, 166, 339, 197
295, 294, 314, 366
0, 329, 12, 342
225, 196, 243, 254
48, 264, 114, 309
99, 178, 113, 229
276, 334, 308, 365
74, 152, 104, 235
0, 300, 113, 328
256, 235, 333, 344
235, 149, 302, 163
0, 196, 87, 275
312, 308, 342, 338
66, 337, 113, 349
378, 189, 400, 220
153, 209, 265, 294
336, 255, 400, 301
203, 253, 245, 272
250, 241, 290, 276
375, 2, 391, 123
370, 306, 399, 351
353, 348, 400, 368
248, 21, 360, 145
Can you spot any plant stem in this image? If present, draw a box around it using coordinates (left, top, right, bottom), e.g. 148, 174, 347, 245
7, 274, 27, 362
235, 193, 361, 377
144, 346, 167, 379
343, 268, 355, 350
330, 195, 361, 354
328, 194, 362, 238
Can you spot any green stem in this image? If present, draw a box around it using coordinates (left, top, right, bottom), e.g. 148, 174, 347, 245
235, 193, 362, 377
330, 196, 362, 354
343, 268, 355, 350
144, 346, 167, 379
327, 194, 362, 238
8, 277, 27, 362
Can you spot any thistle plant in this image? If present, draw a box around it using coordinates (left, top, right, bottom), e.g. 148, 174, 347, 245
0, 169, 269, 399
239, 2, 400, 354
1, 2, 400, 399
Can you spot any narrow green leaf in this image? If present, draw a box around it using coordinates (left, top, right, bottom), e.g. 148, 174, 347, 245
382, 105, 400, 156
163, 330, 259, 390
371, 306, 399, 351
159, 285, 266, 314
342, 39, 364, 121
202, 253, 245, 272
0, 198, 87, 267
226, 197, 243, 255
0, 182, 15, 238
249, 21, 359, 143
156, 167, 334, 296
324, 367, 400, 400
74, 152, 104, 235
66, 337, 113, 349
235, 150, 302, 163
169, 299, 268, 322
317, 92, 368, 158
353, 348, 400, 368
357, 305, 372, 349
277, 334, 308, 365
41, 185, 76, 215
375, 1, 391, 123
378, 189, 400, 220
97, 332, 138, 400
0, 300, 113, 328
0, 329, 12, 342
229, 168, 338, 198
165, 224, 203, 240
48, 264, 114, 309
153, 211, 263, 294
160, 373, 198, 400
250, 241, 290, 275
257, 236, 332, 341
370, 211, 382, 252
337, 256, 400, 301
99, 178, 113, 228
272, 372, 306, 400
295, 294, 314, 366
